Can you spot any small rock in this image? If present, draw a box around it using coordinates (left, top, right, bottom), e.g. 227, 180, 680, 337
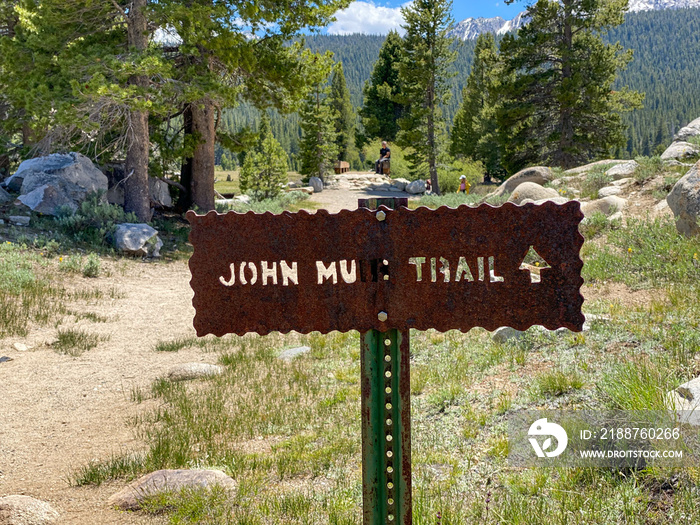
667, 161, 700, 236
598, 186, 623, 198
674, 117, 700, 142
299, 186, 314, 195
508, 182, 560, 205
564, 160, 629, 175
167, 363, 224, 382
610, 177, 633, 187
0, 495, 59, 524
13, 343, 28, 352
519, 197, 569, 206
608, 211, 623, 222
660, 141, 700, 161
492, 327, 524, 343
0, 356, 12, 363
309, 177, 324, 193
8, 216, 30, 226
655, 199, 669, 212
149, 178, 173, 208
113, 223, 163, 257
488, 166, 554, 198
668, 375, 700, 426
405, 180, 427, 194
605, 161, 639, 180
107, 469, 237, 511
278, 346, 311, 361
580, 196, 628, 217
392, 178, 410, 191
0, 186, 13, 204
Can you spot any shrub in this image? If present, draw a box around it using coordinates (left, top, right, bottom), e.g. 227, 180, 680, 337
580, 166, 612, 200
82, 253, 101, 278
437, 158, 484, 193
55, 193, 139, 248
633, 156, 664, 183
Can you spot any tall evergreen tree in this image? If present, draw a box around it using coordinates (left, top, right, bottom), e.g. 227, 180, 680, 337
239, 115, 288, 200
329, 62, 358, 166
450, 32, 504, 178
499, 0, 644, 172
397, 0, 457, 194
299, 62, 338, 182
359, 30, 406, 144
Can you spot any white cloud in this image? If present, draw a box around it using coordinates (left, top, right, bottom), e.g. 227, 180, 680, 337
327, 1, 409, 36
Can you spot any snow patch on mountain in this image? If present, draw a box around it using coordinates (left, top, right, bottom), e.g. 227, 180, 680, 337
628, 0, 700, 12
449, 0, 700, 41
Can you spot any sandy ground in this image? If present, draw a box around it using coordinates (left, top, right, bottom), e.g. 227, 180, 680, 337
0, 177, 664, 523
0, 260, 203, 523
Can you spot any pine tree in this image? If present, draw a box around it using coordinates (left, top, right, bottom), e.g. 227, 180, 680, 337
239, 117, 288, 200
397, 0, 457, 194
499, 0, 644, 172
299, 64, 338, 182
359, 30, 406, 144
328, 63, 358, 166
450, 32, 504, 178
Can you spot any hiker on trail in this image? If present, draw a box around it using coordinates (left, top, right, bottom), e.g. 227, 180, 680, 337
375, 141, 391, 174
458, 175, 471, 194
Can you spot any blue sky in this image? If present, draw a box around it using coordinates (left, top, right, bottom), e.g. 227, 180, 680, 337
327, 1, 525, 35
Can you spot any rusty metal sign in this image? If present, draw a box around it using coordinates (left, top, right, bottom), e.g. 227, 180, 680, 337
186, 202, 584, 336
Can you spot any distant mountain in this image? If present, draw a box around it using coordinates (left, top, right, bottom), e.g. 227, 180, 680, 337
449, 0, 700, 40
628, 0, 700, 11
449, 12, 528, 41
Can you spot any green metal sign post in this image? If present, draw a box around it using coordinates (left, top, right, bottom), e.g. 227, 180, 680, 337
359, 198, 412, 525
361, 329, 412, 524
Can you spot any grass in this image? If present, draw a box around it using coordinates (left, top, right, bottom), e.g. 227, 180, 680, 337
532, 368, 584, 398
580, 166, 613, 199
215, 191, 312, 214
53, 328, 107, 356
582, 217, 700, 288
0, 241, 83, 337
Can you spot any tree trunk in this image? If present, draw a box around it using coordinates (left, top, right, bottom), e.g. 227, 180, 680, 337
427, 75, 440, 195
177, 105, 194, 211
124, 0, 151, 222
558, 0, 575, 169
191, 98, 216, 212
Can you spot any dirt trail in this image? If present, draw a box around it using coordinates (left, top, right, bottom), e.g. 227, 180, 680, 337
0, 260, 201, 524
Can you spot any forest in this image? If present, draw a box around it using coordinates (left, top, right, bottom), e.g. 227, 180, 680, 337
221, 7, 700, 169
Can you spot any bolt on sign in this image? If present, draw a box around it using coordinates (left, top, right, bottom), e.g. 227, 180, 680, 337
187, 201, 585, 524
